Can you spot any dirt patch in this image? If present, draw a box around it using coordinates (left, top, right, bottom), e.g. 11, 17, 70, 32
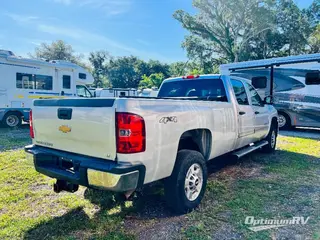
126, 216, 185, 240
212, 224, 243, 240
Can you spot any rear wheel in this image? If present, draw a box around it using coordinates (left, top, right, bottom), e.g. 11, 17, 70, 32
278, 112, 291, 130
2, 112, 22, 128
164, 150, 208, 214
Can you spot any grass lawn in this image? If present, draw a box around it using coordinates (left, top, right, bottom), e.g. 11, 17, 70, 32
0, 127, 319, 240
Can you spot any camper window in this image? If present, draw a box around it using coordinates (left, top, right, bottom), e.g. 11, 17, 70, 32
16, 73, 33, 89
35, 75, 53, 90
79, 73, 86, 79
63, 75, 71, 89
305, 71, 320, 85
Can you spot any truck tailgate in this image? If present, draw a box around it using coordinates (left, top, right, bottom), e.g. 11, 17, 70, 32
32, 99, 117, 160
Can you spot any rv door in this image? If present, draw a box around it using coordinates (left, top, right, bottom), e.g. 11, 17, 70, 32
58, 70, 74, 97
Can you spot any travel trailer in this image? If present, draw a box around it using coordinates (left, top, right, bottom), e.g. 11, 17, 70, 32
95, 88, 137, 98
220, 54, 320, 129
138, 88, 159, 97
0, 50, 94, 127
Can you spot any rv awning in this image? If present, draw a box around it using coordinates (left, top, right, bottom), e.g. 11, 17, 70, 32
221, 53, 320, 71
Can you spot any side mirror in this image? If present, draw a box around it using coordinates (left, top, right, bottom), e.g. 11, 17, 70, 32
306, 71, 320, 85
252, 76, 267, 89
263, 96, 273, 105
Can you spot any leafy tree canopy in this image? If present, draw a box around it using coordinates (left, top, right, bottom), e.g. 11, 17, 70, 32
30, 40, 83, 64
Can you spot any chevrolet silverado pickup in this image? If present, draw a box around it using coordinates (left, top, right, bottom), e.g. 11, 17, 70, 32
25, 74, 278, 213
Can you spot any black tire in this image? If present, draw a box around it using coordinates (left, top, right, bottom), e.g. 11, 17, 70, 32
2, 112, 22, 128
261, 124, 278, 153
278, 112, 291, 130
164, 150, 208, 214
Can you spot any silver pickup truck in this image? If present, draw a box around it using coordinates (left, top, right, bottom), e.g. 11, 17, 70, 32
25, 74, 278, 213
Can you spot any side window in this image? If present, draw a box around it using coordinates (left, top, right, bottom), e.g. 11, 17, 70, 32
76, 85, 92, 98
63, 75, 71, 89
245, 83, 263, 106
231, 79, 249, 105
35, 75, 53, 90
79, 73, 86, 79
16, 73, 33, 89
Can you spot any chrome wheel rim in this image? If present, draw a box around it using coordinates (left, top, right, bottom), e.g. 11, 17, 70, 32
271, 130, 276, 149
278, 115, 286, 128
6, 115, 19, 127
184, 163, 203, 201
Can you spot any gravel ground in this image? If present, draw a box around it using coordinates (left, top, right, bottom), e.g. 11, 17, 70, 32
280, 128, 320, 140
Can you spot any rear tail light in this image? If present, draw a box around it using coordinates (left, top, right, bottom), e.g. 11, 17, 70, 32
116, 112, 145, 153
29, 110, 34, 138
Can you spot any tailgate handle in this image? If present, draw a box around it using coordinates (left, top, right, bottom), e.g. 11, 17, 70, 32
58, 108, 72, 120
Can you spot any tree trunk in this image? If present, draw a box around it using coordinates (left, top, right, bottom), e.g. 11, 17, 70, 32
234, 53, 239, 63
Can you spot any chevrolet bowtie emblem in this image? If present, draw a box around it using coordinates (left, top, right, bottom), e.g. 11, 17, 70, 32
59, 125, 71, 133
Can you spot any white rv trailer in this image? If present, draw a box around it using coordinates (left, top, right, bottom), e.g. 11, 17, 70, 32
0, 50, 94, 127
95, 88, 138, 98
220, 54, 320, 129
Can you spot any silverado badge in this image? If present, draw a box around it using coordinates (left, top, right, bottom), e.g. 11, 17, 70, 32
59, 125, 71, 133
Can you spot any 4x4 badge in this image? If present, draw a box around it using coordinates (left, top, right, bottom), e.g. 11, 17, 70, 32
159, 116, 177, 124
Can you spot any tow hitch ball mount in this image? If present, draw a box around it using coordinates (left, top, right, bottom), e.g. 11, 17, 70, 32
53, 179, 79, 193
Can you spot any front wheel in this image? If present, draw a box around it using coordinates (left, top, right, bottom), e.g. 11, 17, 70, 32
261, 125, 277, 153
278, 112, 291, 130
164, 150, 208, 214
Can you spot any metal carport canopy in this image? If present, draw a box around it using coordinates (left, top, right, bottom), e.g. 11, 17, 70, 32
220, 53, 320, 97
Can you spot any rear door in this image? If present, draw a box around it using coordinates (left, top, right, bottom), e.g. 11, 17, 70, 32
32, 98, 117, 160
231, 79, 255, 146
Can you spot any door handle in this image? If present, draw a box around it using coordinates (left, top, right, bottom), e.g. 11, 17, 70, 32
239, 111, 246, 115
255, 111, 260, 114
58, 108, 72, 120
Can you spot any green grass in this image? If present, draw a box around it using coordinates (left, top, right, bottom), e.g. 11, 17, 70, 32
184, 137, 320, 240
1, 127, 320, 240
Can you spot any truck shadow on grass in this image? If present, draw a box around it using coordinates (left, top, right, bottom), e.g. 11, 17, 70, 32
23, 149, 320, 240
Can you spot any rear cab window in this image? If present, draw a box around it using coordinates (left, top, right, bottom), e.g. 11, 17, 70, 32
158, 78, 228, 102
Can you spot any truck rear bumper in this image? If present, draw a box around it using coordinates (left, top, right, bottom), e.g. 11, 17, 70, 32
25, 145, 145, 192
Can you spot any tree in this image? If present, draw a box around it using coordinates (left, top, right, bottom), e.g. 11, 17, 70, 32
276, 0, 311, 55
170, 61, 189, 76
182, 35, 223, 73
30, 40, 83, 63
174, 0, 275, 62
308, 24, 320, 53
88, 50, 110, 87
139, 73, 165, 89
147, 60, 171, 78
106, 56, 144, 88
304, 0, 320, 29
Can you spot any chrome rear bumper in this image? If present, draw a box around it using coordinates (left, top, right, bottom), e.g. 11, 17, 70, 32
25, 144, 145, 192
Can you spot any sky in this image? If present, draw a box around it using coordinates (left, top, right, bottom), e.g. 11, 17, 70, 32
0, 0, 314, 64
